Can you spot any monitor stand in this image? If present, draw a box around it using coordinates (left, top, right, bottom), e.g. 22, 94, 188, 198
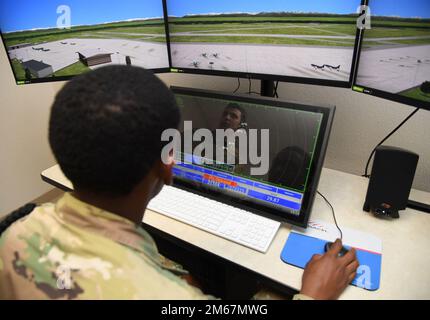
260, 80, 275, 97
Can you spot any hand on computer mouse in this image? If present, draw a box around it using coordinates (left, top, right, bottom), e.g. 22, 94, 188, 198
300, 239, 359, 300
324, 241, 349, 257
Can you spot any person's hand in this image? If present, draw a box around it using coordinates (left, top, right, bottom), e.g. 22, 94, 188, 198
300, 239, 359, 300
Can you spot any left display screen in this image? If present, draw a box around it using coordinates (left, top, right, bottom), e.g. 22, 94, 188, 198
0, 0, 170, 84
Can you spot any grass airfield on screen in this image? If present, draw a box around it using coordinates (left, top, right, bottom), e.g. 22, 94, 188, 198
3, 19, 169, 80
4, 13, 430, 94
169, 13, 430, 87
357, 18, 430, 103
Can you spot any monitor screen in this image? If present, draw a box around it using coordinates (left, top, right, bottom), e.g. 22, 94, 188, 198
0, 0, 170, 84
167, 0, 363, 87
169, 87, 335, 227
353, 0, 430, 110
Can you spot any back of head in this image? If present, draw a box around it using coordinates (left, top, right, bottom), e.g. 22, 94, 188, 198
49, 66, 180, 196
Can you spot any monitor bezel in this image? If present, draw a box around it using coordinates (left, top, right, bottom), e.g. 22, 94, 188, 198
0, 10, 171, 86
1, 0, 366, 89
166, 0, 365, 89
352, 0, 430, 111
170, 86, 335, 227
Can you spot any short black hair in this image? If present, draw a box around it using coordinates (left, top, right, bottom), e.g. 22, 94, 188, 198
49, 66, 180, 196
225, 102, 247, 123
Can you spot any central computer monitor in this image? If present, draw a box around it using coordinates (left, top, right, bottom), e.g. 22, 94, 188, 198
170, 87, 335, 227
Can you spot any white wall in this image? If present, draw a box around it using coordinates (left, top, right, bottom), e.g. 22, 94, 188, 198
1, 48, 429, 215
0, 44, 63, 216
277, 81, 430, 193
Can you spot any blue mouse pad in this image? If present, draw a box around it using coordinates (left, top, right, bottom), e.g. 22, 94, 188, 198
281, 220, 382, 291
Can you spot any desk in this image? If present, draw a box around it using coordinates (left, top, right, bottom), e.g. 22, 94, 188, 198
41, 164, 430, 299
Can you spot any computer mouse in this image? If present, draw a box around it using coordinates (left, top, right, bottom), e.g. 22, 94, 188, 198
324, 241, 349, 257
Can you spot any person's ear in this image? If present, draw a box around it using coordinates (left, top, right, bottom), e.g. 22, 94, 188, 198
159, 153, 175, 186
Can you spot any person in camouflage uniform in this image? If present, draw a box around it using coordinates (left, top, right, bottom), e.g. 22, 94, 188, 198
0, 66, 358, 300
0, 193, 212, 299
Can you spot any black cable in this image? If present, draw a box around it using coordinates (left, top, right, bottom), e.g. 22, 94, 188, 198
317, 191, 343, 240
246, 77, 261, 95
233, 78, 241, 93
273, 81, 279, 98
363, 107, 420, 178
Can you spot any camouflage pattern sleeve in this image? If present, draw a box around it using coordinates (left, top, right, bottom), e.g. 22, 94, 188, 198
0, 194, 217, 300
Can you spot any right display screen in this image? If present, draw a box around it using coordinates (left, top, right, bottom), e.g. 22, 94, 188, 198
167, 0, 363, 87
354, 0, 430, 110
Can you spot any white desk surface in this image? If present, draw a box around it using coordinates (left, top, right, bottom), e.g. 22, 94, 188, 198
41, 164, 430, 300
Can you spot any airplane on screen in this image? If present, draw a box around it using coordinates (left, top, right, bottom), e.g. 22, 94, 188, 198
324, 64, 340, 71
311, 64, 325, 70
190, 61, 200, 68
311, 64, 341, 71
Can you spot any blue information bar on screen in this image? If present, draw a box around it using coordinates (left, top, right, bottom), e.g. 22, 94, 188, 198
232, 176, 254, 186
172, 168, 182, 176
247, 190, 301, 211
211, 171, 232, 180
184, 172, 203, 183
277, 188, 303, 200
174, 164, 303, 203
254, 182, 277, 193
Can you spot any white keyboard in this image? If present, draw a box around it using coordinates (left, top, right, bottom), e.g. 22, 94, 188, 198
147, 186, 281, 253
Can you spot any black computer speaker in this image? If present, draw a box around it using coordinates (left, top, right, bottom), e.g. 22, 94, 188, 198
363, 146, 419, 218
